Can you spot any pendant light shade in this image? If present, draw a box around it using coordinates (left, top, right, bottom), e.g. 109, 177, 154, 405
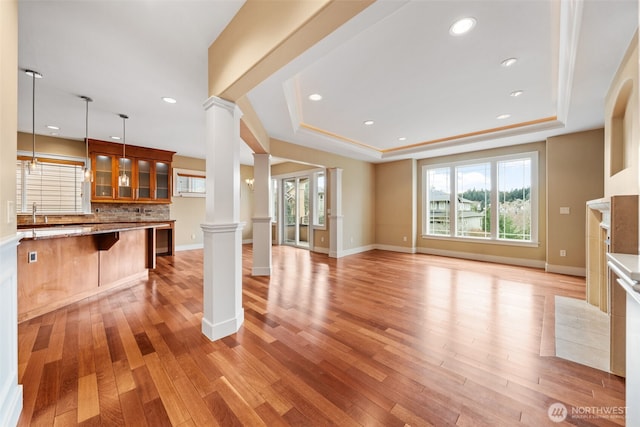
80, 95, 93, 182
118, 114, 130, 187
25, 69, 42, 174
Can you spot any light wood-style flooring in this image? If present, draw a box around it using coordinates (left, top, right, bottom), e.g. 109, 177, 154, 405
17, 246, 625, 426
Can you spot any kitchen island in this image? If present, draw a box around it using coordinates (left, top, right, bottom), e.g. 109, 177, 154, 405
17, 222, 171, 322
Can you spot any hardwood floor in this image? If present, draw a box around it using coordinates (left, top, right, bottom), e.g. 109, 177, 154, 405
17, 246, 625, 426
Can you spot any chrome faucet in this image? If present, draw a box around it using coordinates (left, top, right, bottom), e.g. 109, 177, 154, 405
32, 202, 37, 224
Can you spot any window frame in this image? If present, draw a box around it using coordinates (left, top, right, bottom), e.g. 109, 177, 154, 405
422, 151, 539, 247
16, 151, 91, 215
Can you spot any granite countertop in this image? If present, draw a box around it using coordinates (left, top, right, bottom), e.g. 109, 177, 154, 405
17, 222, 171, 241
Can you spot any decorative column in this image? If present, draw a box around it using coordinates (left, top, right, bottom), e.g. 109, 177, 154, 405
201, 96, 244, 341
252, 153, 272, 276
328, 167, 343, 258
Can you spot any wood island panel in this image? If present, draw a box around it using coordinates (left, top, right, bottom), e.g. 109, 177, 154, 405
18, 235, 99, 322
99, 229, 148, 287
18, 229, 150, 322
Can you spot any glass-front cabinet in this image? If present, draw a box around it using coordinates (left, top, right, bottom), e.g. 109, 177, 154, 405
155, 162, 170, 201
89, 139, 174, 203
94, 154, 114, 199
137, 159, 152, 200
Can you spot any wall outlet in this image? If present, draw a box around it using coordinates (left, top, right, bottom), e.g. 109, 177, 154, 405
28, 251, 37, 263
403, 236, 407, 242
560, 250, 567, 257
191, 233, 196, 240
560, 207, 570, 215
321, 237, 324, 242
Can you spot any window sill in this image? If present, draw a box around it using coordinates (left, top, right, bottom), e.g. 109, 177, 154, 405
421, 234, 540, 248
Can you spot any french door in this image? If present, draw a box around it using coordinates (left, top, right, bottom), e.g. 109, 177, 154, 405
283, 176, 310, 248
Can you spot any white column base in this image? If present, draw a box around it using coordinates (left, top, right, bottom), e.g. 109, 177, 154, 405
201, 312, 245, 342
252, 216, 272, 276
201, 222, 244, 341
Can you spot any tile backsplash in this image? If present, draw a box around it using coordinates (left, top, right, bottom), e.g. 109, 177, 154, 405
17, 203, 170, 226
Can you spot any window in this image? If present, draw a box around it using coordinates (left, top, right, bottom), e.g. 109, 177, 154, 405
423, 152, 537, 244
16, 156, 86, 214
173, 168, 205, 197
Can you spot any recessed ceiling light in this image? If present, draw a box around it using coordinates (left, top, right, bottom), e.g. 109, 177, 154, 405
46, 125, 59, 130
398, 137, 407, 141
501, 57, 518, 67
510, 90, 524, 97
308, 93, 323, 101
110, 136, 121, 140
497, 114, 511, 120
162, 97, 177, 104
25, 69, 42, 79
449, 17, 476, 36
363, 120, 374, 126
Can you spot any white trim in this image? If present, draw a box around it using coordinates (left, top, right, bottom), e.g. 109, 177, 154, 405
0, 234, 23, 427
417, 246, 546, 269
201, 310, 244, 341
201, 222, 245, 234
340, 244, 376, 257
175, 243, 204, 251
421, 234, 540, 248
203, 96, 242, 117
375, 244, 416, 254
242, 239, 253, 244
312, 246, 330, 255
545, 263, 586, 277
556, 0, 583, 124
252, 266, 271, 276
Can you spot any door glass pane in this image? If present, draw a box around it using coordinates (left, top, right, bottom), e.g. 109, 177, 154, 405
456, 163, 490, 238
284, 178, 296, 244
298, 177, 309, 246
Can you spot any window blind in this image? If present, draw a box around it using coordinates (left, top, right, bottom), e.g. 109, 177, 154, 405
16, 159, 84, 214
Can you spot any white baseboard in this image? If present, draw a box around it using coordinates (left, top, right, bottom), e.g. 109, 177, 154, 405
416, 246, 546, 269
175, 243, 204, 251
242, 239, 253, 245
374, 244, 416, 254
312, 246, 330, 255
545, 264, 586, 277
340, 244, 377, 257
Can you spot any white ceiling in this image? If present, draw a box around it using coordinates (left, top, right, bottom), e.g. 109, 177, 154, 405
17, 1, 639, 166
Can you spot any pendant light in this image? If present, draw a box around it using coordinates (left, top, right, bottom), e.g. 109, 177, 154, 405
118, 113, 130, 187
80, 95, 93, 182
25, 69, 42, 174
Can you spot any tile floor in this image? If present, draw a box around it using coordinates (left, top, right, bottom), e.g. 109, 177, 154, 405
555, 295, 610, 372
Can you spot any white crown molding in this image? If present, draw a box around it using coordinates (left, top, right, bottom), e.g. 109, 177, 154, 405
556, 0, 584, 124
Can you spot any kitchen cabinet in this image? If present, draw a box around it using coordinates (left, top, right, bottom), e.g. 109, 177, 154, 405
89, 139, 175, 203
